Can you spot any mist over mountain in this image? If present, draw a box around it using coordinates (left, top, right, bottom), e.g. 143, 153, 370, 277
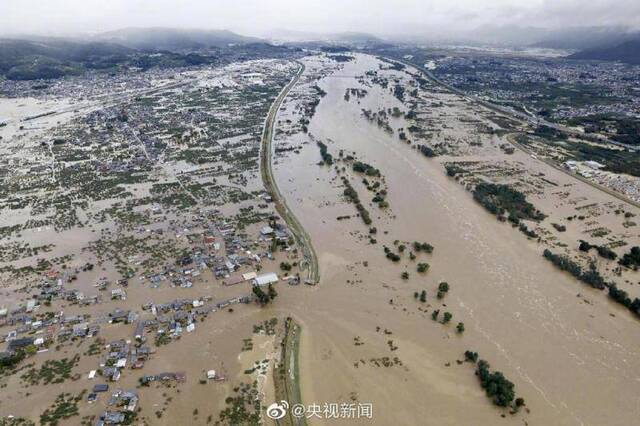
0, 28, 301, 81
531, 27, 640, 50
392, 25, 640, 51
265, 29, 384, 47
94, 27, 262, 51
2, 23, 640, 82
569, 38, 640, 64
0, 38, 134, 80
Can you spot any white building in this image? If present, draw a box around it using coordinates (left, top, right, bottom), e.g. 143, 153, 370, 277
584, 160, 605, 170
253, 272, 279, 287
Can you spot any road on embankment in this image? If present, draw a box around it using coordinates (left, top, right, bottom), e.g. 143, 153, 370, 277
390, 56, 638, 152
507, 133, 640, 209
388, 55, 640, 209
260, 61, 320, 285
273, 318, 306, 426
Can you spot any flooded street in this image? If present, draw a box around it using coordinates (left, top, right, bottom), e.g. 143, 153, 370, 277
273, 54, 640, 425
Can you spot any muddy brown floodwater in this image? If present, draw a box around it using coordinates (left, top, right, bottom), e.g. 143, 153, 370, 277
272, 54, 640, 425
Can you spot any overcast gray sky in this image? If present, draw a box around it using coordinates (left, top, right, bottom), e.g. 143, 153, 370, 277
2, 0, 639, 38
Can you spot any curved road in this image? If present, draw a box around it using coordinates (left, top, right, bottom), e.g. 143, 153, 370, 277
260, 61, 320, 285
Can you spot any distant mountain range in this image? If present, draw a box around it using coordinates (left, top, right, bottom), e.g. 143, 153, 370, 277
467, 25, 640, 65
568, 38, 640, 65
94, 27, 261, 50
266, 29, 384, 47
2, 26, 639, 82
463, 25, 640, 51
0, 38, 135, 80
530, 27, 640, 51
393, 24, 640, 66
0, 28, 298, 81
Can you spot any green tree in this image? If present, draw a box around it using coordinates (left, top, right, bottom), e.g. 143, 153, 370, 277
437, 282, 450, 299
24, 345, 37, 356
252, 286, 269, 305
464, 350, 478, 363
267, 284, 278, 301
279, 262, 292, 271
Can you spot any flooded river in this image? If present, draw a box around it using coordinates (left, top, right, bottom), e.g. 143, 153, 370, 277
272, 54, 640, 425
